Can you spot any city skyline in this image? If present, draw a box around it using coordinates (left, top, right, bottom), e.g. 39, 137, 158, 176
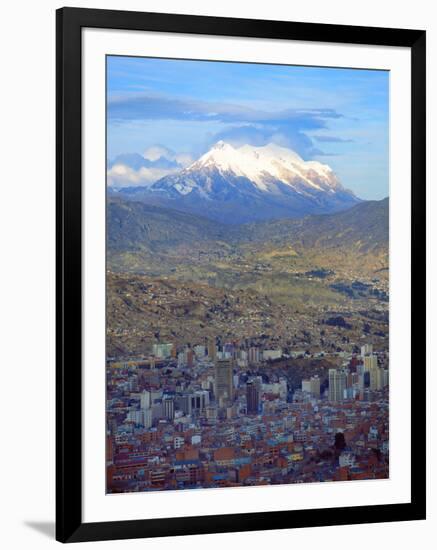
107, 335, 389, 493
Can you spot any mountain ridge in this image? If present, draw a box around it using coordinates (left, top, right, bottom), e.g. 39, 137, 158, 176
107, 195, 388, 315
113, 141, 361, 224
108, 195, 388, 259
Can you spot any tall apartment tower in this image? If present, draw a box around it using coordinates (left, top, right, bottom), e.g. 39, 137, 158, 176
310, 375, 321, 397
369, 367, 385, 391
162, 396, 175, 420
246, 381, 260, 414
140, 389, 151, 410
186, 348, 194, 368
364, 354, 378, 372
214, 358, 234, 405
208, 340, 217, 361
328, 369, 346, 402
248, 346, 260, 365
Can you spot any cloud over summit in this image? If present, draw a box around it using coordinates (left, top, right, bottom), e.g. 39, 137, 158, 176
108, 94, 346, 159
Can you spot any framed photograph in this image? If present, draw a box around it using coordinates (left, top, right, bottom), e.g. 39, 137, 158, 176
56, 7, 426, 543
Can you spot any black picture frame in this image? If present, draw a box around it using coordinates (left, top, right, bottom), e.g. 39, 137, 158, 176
56, 6, 426, 543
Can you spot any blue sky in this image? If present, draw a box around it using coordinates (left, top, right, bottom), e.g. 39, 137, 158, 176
107, 56, 389, 199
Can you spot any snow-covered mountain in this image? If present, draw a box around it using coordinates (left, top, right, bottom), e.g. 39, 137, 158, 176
121, 142, 360, 223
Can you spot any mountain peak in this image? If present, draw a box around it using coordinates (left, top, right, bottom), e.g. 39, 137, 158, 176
192, 141, 238, 169
147, 141, 360, 223
189, 141, 338, 190
211, 140, 234, 151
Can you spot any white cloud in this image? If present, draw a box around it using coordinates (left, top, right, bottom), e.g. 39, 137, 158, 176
107, 163, 178, 188
142, 145, 173, 162
108, 144, 196, 188
142, 145, 194, 167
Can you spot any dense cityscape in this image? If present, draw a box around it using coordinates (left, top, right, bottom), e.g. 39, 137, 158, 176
106, 339, 389, 492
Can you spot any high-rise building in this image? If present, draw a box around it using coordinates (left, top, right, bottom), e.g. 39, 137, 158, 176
310, 375, 321, 397
369, 367, 385, 391
127, 409, 144, 425
246, 381, 260, 414
176, 390, 210, 416
186, 348, 194, 368
175, 394, 192, 416
248, 347, 260, 365
151, 402, 164, 422
190, 390, 209, 413
163, 396, 175, 420
364, 354, 378, 372
140, 389, 151, 410
143, 407, 153, 429
214, 358, 234, 404
207, 340, 217, 361
328, 369, 347, 402
361, 343, 373, 357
